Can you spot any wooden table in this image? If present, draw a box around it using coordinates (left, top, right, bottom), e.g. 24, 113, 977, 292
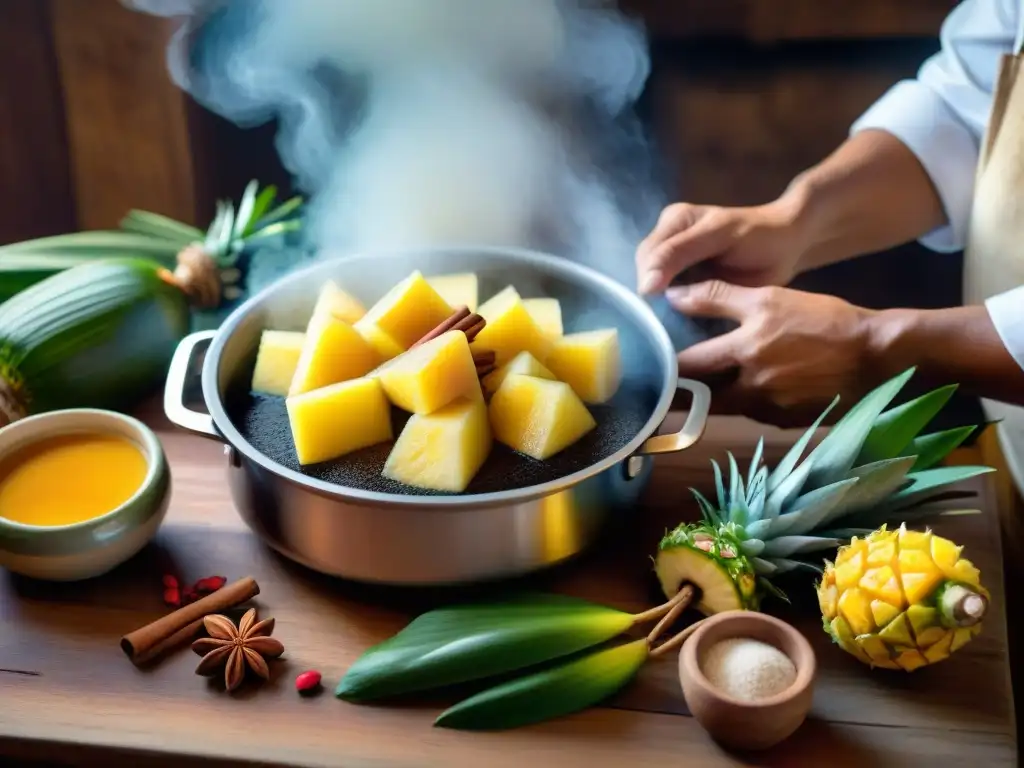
0, 408, 1017, 767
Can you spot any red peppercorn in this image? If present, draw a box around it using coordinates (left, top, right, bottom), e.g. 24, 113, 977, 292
163, 587, 181, 607
182, 589, 199, 604
295, 670, 322, 695
194, 575, 227, 593
162, 574, 179, 589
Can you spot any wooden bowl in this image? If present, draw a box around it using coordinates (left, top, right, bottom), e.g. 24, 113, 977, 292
678, 610, 816, 751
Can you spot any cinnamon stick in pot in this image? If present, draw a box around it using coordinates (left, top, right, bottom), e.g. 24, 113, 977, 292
120, 576, 260, 665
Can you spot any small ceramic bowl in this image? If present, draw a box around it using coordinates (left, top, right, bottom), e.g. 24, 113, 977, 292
678, 610, 816, 752
0, 409, 170, 581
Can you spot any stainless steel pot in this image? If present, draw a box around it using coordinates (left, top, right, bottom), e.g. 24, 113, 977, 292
163, 246, 710, 585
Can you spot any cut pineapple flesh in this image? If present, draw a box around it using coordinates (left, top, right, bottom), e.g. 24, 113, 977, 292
359, 270, 453, 349
427, 272, 478, 312
474, 286, 553, 366
488, 374, 596, 460
818, 524, 987, 671
251, 330, 305, 396
378, 330, 483, 414
383, 397, 492, 492
286, 377, 393, 465
354, 317, 406, 361
522, 298, 563, 339
310, 280, 366, 325
289, 313, 382, 397
481, 350, 556, 395
545, 329, 622, 404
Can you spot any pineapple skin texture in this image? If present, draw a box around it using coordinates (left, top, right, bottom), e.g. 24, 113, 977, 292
427, 272, 479, 312
656, 523, 760, 614
545, 329, 622, 405
286, 377, 393, 465
378, 330, 483, 414
481, 350, 556, 395
383, 397, 492, 492
360, 270, 453, 350
489, 374, 596, 460
251, 330, 305, 396
818, 525, 987, 671
522, 297, 563, 339
474, 286, 553, 366
289, 313, 382, 396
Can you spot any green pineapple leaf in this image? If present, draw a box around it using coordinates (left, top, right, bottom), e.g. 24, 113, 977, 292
335, 594, 635, 702
859, 465, 995, 522
902, 426, 977, 471
119, 209, 203, 244
231, 180, 260, 241
767, 395, 839, 493
435, 639, 648, 731
761, 535, 842, 558
712, 459, 726, 510
821, 456, 917, 525
768, 477, 859, 537
691, 489, 721, 524
727, 452, 745, 510
857, 384, 958, 465
748, 437, 764, 488
804, 368, 915, 489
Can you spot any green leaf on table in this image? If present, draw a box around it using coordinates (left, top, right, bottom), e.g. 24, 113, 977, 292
120, 210, 203, 244
856, 384, 958, 465
0, 231, 181, 260
336, 594, 636, 702
232, 180, 260, 241
435, 639, 648, 731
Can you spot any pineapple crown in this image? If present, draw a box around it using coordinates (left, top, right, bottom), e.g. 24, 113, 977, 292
690, 368, 994, 579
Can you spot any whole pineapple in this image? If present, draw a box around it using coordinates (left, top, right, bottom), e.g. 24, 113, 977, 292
817, 524, 987, 671
655, 367, 994, 614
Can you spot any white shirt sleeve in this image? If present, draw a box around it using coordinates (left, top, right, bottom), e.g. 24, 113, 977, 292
850, 0, 1020, 253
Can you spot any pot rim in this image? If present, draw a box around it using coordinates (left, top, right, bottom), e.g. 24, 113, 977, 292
202, 245, 679, 508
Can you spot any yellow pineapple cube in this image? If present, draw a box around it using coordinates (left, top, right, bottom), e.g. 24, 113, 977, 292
950, 558, 982, 587
878, 613, 913, 647
838, 587, 874, 636
427, 272, 479, 312
310, 280, 366, 325
523, 298, 563, 338
830, 617, 871, 665
360, 270, 453, 349
354, 318, 406, 362
833, 551, 865, 594
898, 525, 932, 550
895, 650, 928, 672
866, 538, 896, 567
858, 565, 904, 607
488, 374, 596, 460
915, 627, 947, 647
905, 605, 938, 636
856, 634, 892, 666
923, 631, 955, 663
251, 330, 305, 396
816, 583, 838, 620
481, 351, 556, 395
289, 314, 382, 397
870, 599, 901, 628
545, 329, 622, 404
383, 398, 492, 492
474, 286, 552, 366
930, 536, 964, 577
378, 330, 482, 415
286, 377, 392, 465
899, 570, 942, 605
951, 628, 974, 652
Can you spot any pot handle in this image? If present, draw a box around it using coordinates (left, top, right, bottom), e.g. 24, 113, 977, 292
637, 378, 711, 456
163, 330, 220, 440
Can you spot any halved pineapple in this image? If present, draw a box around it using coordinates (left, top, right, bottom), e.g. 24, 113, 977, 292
310, 280, 366, 325
654, 525, 759, 614
481, 350, 556, 395
488, 374, 596, 460
383, 397, 492, 492
545, 329, 622, 404
289, 313, 382, 396
522, 298, 563, 339
359, 271, 453, 349
427, 272, 479, 312
286, 377, 393, 465
474, 286, 552, 366
251, 330, 305, 396
378, 330, 482, 414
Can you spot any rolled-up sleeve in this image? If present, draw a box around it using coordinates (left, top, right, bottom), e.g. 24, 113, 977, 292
850, 0, 1019, 252
987, 287, 1024, 370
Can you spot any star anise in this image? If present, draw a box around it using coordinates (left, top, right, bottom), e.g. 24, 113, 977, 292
191, 608, 284, 691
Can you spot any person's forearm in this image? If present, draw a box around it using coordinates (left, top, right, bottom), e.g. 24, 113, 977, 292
865, 305, 1024, 405
779, 130, 948, 274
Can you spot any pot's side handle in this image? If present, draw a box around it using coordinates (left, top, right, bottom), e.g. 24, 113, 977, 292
163, 330, 220, 440
638, 378, 711, 456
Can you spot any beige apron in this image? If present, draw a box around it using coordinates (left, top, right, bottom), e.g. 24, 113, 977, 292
963, 47, 1024, 518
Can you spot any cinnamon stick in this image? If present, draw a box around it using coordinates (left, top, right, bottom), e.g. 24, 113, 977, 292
458, 316, 486, 343
472, 350, 496, 367
121, 576, 259, 665
410, 306, 470, 349
476, 363, 497, 378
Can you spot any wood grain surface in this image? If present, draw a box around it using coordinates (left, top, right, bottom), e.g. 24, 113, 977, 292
0, 409, 1016, 767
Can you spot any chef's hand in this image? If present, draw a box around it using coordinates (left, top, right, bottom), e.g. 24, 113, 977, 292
636, 200, 806, 295
668, 280, 880, 426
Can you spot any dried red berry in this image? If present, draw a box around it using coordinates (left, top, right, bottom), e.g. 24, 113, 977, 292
194, 575, 227, 593
295, 670, 322, 694
182, 589, 199, 604
163, 587, 181, 607
162, 574, 179, 589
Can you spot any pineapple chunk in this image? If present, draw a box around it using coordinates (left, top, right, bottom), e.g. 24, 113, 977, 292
830, 617, 872, 665
866, 538, 896, 567
489, 374, 596, 460
360, 270, 453, 349
905, 605, 938, 636
523, 298, 563, 338
859, 565, 903, 607
838, 587, 874, 636
545, 329, 622, 405
251, 330, 305, 396
856, 634, 892, 666
923, 631, 955, 663
378, 330, 483, 415
833, 551, 865, 594
898, 548, 942, 578
289, 314, 382, 396
427, 272, 478, 312
930, 536, 964, 577
354, 318, 406, 361
899, 570, 942, 606
915, 627, 947, 648
878, 613, 914, 647
895, 650, 928, 672
474, 286, 553, 366
950, 558, 982, 588
816, 583, 838, 620
870, 599, 901, 628
898, 526, 933, 550
481, 351, 556, 395
951, 628, 974, 652
310, 280, 366, 325
286, 377, 392, 465
383, 398, 492, 492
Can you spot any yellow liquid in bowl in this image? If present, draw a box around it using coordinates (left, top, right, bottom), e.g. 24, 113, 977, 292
0, 433, 149, 527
